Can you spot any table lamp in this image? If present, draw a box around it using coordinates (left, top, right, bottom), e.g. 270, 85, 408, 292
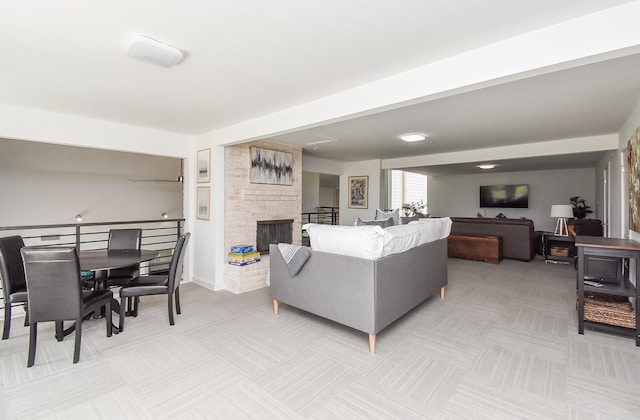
550, 204, 574, 236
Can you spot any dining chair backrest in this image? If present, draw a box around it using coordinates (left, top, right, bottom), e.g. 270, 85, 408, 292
21, 247, 83, 322
0, 236, 27, 298
106, 229, 143, 284
108, 229, 142, 252
167, 233, 191, 293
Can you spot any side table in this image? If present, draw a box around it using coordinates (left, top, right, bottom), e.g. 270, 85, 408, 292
576, 236, 640, 347
542, 232, 575, 264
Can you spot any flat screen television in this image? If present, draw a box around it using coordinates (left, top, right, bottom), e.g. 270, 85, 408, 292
480, 184, 529, 208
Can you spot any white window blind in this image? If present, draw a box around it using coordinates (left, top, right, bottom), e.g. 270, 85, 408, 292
390, 170, 427, 210
391, 170, 403, 210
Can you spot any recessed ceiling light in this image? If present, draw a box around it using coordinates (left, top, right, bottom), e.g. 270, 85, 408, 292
478, 164, 496, 170
400, 133, 426, 142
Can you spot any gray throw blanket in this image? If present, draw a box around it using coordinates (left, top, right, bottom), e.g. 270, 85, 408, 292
278, 243, 311, 276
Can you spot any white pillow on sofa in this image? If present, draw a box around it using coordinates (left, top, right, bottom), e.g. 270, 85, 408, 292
375, 208, 400, 226
304, 224, 384, 260
381, 217, 453, 257
354, 216, 394, 228
409, 217, 452, 244
381, 224, 424, 257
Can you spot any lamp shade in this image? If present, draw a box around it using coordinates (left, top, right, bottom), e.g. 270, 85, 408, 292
550, 204, 574, 218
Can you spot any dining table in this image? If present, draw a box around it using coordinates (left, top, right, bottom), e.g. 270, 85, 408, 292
79, 249, 160, 273
67, 249, 161, 335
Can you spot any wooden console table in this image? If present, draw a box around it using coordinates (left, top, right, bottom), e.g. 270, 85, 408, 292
576, 236, 640, 346
448, 234, 502, 264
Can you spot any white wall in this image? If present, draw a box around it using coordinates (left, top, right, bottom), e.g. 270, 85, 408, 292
304, 156, 600, 232
428, 168, 596, 232
595, 151, 621, 238
302, 172, 320, 212
302, 156, 343, 175
319, 187, 337, 207
0, 138, 183, 225
0, 104, 189, 158
302, 172, 339, 210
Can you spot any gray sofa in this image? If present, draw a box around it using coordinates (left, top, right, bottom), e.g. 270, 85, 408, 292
269, 238, 448, 354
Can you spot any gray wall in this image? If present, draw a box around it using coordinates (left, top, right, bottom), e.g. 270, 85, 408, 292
428, 167, 596, 232
0, 138, 183, 226
303, 171, 339, 212
319, 187, 337, 207
302, 172, 320, 212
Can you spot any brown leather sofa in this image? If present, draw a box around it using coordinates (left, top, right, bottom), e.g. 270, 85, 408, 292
450, 217, 537, 261
569, 219, 603, 236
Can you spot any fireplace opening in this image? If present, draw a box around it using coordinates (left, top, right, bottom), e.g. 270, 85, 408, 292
256, 219, 293, 254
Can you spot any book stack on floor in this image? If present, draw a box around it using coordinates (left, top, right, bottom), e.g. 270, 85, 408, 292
228, 245, 260, 266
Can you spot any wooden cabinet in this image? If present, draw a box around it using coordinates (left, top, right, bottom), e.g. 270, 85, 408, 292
447, 234, 502, 264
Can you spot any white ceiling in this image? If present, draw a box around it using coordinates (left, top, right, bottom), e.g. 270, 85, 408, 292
1, 1, 640, 175
272, 52, 640, 174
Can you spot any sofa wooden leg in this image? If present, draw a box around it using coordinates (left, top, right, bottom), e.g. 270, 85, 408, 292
440, 286, 446, 300
273, 299, 279, 315
369, 334, 376, 355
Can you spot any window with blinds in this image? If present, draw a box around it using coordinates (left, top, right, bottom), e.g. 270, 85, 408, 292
390, 170, 427, 211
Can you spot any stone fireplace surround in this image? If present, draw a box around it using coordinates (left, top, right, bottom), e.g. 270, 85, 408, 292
224, 141, 302, 294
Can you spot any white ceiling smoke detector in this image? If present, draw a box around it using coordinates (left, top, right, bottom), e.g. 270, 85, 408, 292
126, 35, 184, 68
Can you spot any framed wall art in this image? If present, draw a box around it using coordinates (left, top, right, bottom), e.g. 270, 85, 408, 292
197, 148, 210, 183
196, 186, 210, 220
250, 146, 293, 185
348, 175, 368, 209
627, 126, 640, 232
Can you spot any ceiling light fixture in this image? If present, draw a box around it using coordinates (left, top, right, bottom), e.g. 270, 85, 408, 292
400, 133, 427, 142
126, 35, 184, 68
306, 139, 332, 146
478, 164, 496, 170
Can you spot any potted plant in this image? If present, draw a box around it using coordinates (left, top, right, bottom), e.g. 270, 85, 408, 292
401, 201, 427, 217
570, 196, 593, 219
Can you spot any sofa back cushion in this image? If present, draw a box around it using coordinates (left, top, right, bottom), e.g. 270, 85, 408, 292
305, 217, 452, 260
382, 224, 424, 256
410, 217, 453, 245
570, 219, 602, 236
305, 224, 385, 259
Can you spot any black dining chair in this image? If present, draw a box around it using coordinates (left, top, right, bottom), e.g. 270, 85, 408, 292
118, 233, 190, 331
84, 228, 142, 313
105, 228, 143, 287
0, 235, 29, 340
21, 246, 113, 367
